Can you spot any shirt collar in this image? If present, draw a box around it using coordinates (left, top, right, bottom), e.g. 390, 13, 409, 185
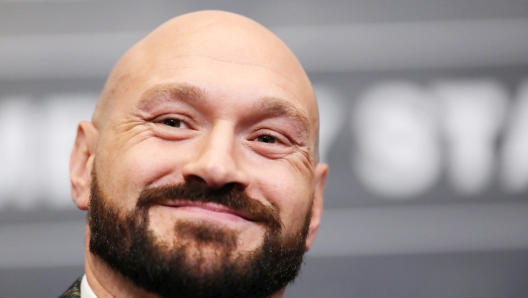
80, 274, 98, 298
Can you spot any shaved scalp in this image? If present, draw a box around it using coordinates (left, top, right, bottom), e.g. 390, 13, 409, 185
76, 11, 328, 298
93, 10, 319, 159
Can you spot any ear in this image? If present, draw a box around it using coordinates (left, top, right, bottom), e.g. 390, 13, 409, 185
305, 162, 328, 251
70, 121, 98, 210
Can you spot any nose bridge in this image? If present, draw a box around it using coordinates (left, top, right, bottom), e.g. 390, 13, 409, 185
202, 121, 236, 166
183, 120, 247, 188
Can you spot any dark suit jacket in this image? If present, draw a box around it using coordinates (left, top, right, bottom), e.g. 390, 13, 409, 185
58, 277, 82, 298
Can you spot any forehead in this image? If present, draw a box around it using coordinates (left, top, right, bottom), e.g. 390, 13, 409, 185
116, 47, 316, 123
97, 17, 319, 145
124, 16, 313, 105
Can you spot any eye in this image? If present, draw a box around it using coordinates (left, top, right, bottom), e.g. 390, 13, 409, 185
163, 118, 185, 128
257, 134, 277, 144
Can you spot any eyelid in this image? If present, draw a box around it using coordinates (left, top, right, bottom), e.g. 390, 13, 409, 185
153, 114, 193, 129
254, 129, 292, 146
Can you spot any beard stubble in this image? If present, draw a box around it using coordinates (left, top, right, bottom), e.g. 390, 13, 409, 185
88, 170, 312, 298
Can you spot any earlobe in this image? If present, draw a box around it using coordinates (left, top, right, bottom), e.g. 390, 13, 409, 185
70, 121, 98, 211
305, 163, 328, 251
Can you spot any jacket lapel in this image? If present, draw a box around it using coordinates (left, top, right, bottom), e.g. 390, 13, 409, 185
58, 277, 82, 298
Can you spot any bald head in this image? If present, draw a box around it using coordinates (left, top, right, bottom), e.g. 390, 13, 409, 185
94, 11, 317, 144
71, 11, 328, 298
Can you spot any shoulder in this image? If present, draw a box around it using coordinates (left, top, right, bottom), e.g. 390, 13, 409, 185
58, 277, 82, 298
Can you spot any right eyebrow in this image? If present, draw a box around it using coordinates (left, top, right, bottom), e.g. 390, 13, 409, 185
253, 97, 311, 141
136, 83, 206, 111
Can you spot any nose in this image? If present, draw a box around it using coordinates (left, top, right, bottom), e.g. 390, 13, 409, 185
181, 122, 249, 189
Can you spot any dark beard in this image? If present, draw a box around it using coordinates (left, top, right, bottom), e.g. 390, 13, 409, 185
88, 171, 311, 298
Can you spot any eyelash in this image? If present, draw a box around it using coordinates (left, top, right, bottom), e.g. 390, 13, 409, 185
156, 115, 191, 128
254, 131, 291, 146
153, 115, 293, 147
162, 118, 183, 127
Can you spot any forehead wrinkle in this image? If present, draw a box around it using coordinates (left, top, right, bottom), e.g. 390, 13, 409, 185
193, 54, 303, 89
254, 97, 311, 141
136, 83, 206, 111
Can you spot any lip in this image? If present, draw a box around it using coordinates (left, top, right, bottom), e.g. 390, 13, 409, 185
158, 201, 255, 223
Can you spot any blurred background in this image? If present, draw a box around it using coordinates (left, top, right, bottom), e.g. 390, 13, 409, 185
1, 0, 528, 297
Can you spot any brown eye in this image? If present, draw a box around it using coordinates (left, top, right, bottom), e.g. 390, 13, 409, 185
257, 135, 276, 144
163, 119, 182, 127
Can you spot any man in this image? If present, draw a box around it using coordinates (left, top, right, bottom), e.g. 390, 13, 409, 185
63, 10, 328, 298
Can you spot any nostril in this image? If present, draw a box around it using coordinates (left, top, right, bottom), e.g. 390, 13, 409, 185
184, 174, 207, 185
181, 150, 249, 189
221, 182, 246, 192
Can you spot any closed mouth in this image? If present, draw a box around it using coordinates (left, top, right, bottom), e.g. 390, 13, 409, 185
159, 201, 257, 222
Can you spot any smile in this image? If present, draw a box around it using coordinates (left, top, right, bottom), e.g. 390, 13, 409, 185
158, 201, 255, 223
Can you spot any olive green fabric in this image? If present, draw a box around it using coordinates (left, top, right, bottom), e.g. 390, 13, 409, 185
58, 277, 82, 298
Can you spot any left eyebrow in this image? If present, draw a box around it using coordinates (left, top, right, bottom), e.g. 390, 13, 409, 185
136, 83, 206, 112
253, 97, 311, 140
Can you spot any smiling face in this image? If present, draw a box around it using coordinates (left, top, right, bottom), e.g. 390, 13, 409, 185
70, 11, 327, 298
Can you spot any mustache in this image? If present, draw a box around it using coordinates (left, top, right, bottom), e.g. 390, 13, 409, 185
136, 181, 282, 231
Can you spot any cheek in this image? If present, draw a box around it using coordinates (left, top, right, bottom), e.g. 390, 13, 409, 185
97, 138, 193, 209
249, 159, 314, 233
123, 141, 188, 185
282, 189, 313, 234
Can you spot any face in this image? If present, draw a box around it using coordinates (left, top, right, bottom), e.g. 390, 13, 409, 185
98, 59, 315, 247
70, 12, 327, 298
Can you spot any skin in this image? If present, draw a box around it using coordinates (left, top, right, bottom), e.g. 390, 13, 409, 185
69, 10, 328, 298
